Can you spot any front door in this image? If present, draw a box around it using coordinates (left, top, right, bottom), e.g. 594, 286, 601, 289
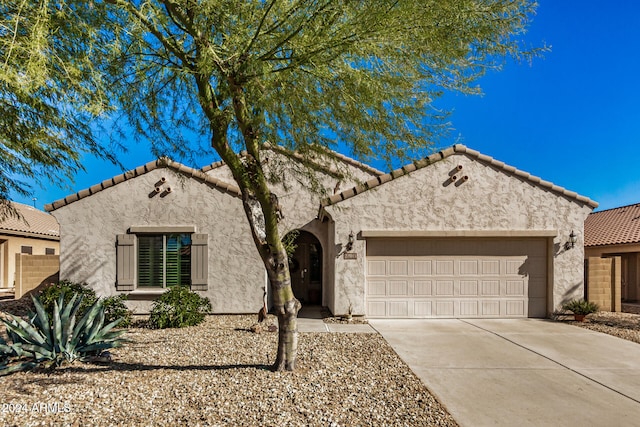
289, 231, 322, 305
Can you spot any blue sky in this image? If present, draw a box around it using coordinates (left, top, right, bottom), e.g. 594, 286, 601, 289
12, 1, 640, 212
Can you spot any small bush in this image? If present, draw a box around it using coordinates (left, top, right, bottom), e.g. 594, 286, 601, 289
38, 281, 132, 327
38, 281, 97, 318
102, 295, 132, 328
562, 299, 599, 315
149, 286, 211, 329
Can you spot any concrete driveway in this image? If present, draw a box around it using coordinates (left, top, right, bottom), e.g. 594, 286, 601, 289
369, 319, 640, 427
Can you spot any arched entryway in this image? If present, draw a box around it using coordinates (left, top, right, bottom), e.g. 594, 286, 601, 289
287, 230, 323, 305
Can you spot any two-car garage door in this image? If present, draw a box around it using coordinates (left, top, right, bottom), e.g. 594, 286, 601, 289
365, 238, 547, 318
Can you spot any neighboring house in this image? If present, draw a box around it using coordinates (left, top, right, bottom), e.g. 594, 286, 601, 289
0, 202, 60, 298
585, 203, 640, 302
45, 144, 597, 318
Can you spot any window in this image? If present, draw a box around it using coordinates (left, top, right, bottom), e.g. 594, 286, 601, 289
45, 248, 55, 255
21, 246, 32, 254
116, 231, 208, 292
137, 234, 191, 288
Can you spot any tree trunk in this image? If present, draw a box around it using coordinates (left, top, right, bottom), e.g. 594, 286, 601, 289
266, 244, 301, 371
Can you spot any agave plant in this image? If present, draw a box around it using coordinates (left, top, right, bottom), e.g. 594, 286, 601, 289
0, 292, 128, 376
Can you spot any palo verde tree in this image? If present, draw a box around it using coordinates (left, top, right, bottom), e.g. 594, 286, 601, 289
0, 0, 117, 219
91, 0, 541, 371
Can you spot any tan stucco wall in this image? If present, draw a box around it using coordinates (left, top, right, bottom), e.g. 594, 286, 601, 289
50, 168, 265, 314
324, 153, 594, 316
204, 151, 375, 308
0, 235, 59, 289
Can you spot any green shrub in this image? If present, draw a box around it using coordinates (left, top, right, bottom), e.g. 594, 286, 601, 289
38, 280, 97, 318
38, 281, 132, 327
149, 286, 211, 329
102, 295, 132, 328
562, 299, 599, 315
0, 293, 128, 376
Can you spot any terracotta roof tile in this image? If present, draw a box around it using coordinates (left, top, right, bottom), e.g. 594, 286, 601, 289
0, 202, 59, 239
585, 202, 640, 247
45, 158, 242, 212
321, 144, 598, 209
200, 142, 385, 177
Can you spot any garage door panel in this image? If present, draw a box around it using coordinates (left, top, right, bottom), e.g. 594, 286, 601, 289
482, 300, 501, 316
506, 280, 525, 296
366, 238, 547, 319
367, 260, 387, 275
389, 260, 409, 275
435, 301, 454, 316
413, 301, 432, 317
460, 260, 479, 275
368, 280, 387, 296
367, 301, 387, 317
460, 301, 479, 316
388, 301, 408, 317
481, 260, 500, 275
460, 280, 479, 296
414, 260, 432, 275
505, 259, 525, 275
435, 281, 454, 296
506, 300, 525, 316
389, 281, 408, 296
414, 280, 433, 296
481, 280, 500, 296
435, 260, 454, 275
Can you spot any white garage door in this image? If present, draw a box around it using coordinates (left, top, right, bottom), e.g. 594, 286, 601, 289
366, 238, 547, 318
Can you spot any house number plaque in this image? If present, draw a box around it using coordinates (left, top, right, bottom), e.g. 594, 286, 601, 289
343, 253, 357, 260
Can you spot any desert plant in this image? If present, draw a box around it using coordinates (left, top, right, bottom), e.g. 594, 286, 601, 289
149, 286, 211, 329
0, 293, 128, 376
562, 299, 599, 315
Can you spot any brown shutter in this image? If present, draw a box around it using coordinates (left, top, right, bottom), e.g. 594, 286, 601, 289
116, 234, 135, 291
191, 234, 208, 291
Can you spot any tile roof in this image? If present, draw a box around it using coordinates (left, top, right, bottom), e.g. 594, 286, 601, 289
0, 202, 59, 239
201, 142, 385, 177
321, 144, 599, 208
584, 202, 640, 247
45, 158, 242, 212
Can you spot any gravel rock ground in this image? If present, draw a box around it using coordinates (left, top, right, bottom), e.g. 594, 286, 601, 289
0, 313, 457, 427
566, 311, 640, 344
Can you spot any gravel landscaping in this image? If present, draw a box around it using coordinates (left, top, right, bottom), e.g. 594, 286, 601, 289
0, 308, 457, 427
565, 311, 640, 344
4, 294, 640, 427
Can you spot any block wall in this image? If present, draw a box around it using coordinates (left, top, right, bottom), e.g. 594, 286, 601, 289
14, 254, 60, 299
586, 256, 621, 312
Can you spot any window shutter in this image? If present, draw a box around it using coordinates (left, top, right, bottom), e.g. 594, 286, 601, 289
191, 234, 208, 291
116, 234, 136, 291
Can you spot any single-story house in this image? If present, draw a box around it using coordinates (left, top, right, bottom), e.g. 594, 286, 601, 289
45, 144, 597, 318
585, 203, 640, 302
0, 202, 60, 298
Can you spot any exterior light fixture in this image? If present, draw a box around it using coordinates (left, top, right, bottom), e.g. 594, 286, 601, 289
346, 231, 355, 251
565, 230, 577, 250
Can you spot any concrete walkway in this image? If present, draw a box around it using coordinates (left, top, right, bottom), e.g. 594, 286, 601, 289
297, 306, 376, 333
370, 318, 640, 427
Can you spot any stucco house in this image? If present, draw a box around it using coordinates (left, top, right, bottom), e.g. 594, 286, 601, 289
0, 202, 60, 298
585, 203, 640, 303
45, 144, 597, 318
